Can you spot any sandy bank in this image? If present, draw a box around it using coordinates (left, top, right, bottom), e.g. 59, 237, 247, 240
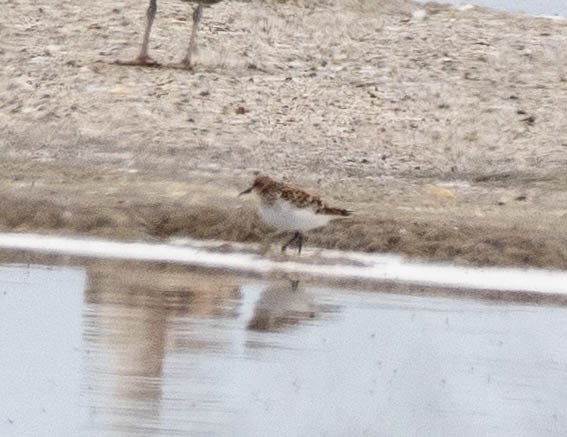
1, 0, 566, 267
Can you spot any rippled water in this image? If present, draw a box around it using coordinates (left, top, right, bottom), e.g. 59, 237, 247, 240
2, 263, 567, 436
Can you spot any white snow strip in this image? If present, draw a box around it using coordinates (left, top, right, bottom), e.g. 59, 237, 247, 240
0, 233, 565, 294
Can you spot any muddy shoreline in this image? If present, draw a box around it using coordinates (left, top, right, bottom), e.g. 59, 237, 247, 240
1, 0, 566, 268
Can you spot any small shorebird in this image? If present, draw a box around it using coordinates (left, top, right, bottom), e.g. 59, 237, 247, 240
117, 0, 222, 69
239, 175, 351, 254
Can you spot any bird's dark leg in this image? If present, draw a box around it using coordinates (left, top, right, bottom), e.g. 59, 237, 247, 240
281, 231, 300, 253
281, 232, 304, 255
179, 3, 204, 70
139, 0, 157, 62
116, 0, 160, 67
296, 233, 304, 255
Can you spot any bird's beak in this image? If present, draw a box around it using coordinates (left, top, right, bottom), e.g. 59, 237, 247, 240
238, 186, 254, 196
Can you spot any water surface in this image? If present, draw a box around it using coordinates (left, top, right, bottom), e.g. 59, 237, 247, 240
2, 263, 567, 436
0, 265, 87, 436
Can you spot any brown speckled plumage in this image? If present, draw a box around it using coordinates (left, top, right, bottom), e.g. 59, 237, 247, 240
239, 175, 351, 254
248, 175, 351, 216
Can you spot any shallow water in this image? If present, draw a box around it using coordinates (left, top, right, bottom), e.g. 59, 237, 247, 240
2, 263, 567, 436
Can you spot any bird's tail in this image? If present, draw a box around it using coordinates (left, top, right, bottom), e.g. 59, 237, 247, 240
320, 206, 352, 216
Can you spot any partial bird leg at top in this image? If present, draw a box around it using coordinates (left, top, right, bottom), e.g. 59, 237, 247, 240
171, 3, 204, 70
116, 0, 160, 67
139, 0, 158, 64
281, 231, 304, 255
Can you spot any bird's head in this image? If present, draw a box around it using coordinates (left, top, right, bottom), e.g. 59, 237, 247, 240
238, 175, 275, 196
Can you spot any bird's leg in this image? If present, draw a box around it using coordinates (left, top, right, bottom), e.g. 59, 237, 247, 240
179, 3, 203, 70
139, 0, 157, 63
117, 0, 160, 66
296, 233, 304, 255
281, 232, 299, 253
281, 232, 301, 254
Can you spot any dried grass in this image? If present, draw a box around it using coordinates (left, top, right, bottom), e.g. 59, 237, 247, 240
0, 193, 564, 268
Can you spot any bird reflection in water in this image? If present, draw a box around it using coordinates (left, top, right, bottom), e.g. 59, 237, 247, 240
247, 279, 319, 333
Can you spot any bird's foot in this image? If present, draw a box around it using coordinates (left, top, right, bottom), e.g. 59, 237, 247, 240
114, 55, 161, 68
166, 59, 194, 71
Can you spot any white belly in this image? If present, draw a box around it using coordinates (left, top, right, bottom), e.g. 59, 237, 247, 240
259, 200, 331, 232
